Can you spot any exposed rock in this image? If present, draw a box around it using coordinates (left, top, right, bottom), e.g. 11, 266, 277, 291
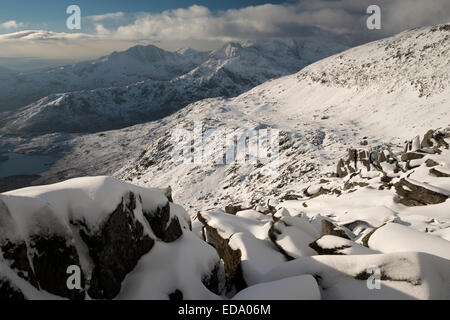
1, 198, 84, 300
425, 159, 439, 167
144, 201, 182, 242
0, 240, 38, 288
224, 205, 245, 215
321, 219, 353, 240
0, 200, 38, 288
401, 152, 425, 162
341, 220, 373, 234
197, 213, 246, 291
280, 193, 302, 201
29, 233, 84, 300
168, 289, 183, 301
77, 192, 155, 299
309, 235, 377, 255
343, 181, 369, 191
336, 159, 348, 178
394, 178, 448, 206
201, 261, 226, 296
164, 186, 173, 202
361, 225, 384, 247
268, 223, 296, 260
309, 241, 350, 255
421, 129, 449, 150
421, 130, 435, 148
429, 168, 450, 177
0, 277, 25, 300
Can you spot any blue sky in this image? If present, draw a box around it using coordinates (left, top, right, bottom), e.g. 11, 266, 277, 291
0, 0, 290, 32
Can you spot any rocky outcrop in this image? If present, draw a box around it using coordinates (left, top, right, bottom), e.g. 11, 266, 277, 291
0, 199, 84, 300
197, 213, 246, 291
321, 219, 353, 240
0, 277, 25, 300
394, 178, 448, 206
0, 177, 212, 300
429, 168, 450, 178
76, 192, 155, 299
144, 202, 182, 243
30, 233, 84, 300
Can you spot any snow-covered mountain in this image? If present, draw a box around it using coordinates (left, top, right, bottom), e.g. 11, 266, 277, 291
0, 45, 209, 112
112, 23, 450, 213
2, 35, 347, 134
1, 23, 450, 300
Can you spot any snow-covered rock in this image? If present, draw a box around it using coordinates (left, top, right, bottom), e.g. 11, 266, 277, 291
232, 275, 321, 300
262, 252, 450, 299
0, 177, 224, 300
366, 223, 450, 260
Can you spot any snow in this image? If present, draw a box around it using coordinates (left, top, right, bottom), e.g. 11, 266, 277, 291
1, 36, 346, 134
270, 216, 319, 258
1, 22, 450, 300
232, 275, 321, 300
315, 236, 378, 255
368, 223, 450, 260
3, 176, 167, 231
117, 232, 222, 300
262, 252, 450, 300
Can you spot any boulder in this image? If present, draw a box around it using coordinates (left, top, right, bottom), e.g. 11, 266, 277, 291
144, 201, 182, 242
321, 219, 354, 240
0, 276, 25, 300
429, 168, 450, 177
394, 178, 448, 206
400, 152, 425, 162
76, 192, 154, 299
197, 213, 246, 291
309, 235, 377, 255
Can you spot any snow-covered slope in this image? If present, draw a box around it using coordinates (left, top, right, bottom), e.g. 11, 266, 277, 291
0, 45, 208, 112
2, 36, 347, 134
110, 23, 450, 214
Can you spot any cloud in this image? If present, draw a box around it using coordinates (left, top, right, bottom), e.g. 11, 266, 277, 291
0, 20, 24, 30
87, 12, 125, 22
0, 30, 95, 41
0, 0, 448, 60
96, 0, 450, 44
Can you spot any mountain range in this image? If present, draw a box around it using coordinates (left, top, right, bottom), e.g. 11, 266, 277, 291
1, 34, 347, 133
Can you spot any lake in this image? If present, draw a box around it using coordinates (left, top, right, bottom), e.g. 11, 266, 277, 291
0, 152, 60, 178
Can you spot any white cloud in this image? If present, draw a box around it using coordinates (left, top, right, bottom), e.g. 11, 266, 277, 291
0, 20, 24, 30
87, 12, 125, 22
88, 1, 449, 45
0, 0, 448, 60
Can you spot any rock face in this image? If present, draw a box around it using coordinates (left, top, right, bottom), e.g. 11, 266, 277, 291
77, 192, 155, 299
30, 233, 84, 300
144, 202, 182, 243
197, 212, 246, 291
0, 199, 84, 300
0, 277, 25, 300
321, 219, 353, 240
394, 178, 448, 206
